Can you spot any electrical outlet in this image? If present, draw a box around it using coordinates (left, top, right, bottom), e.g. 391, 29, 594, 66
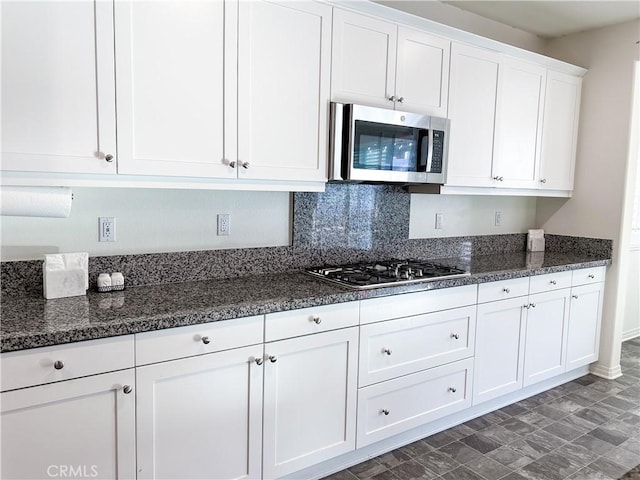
495, 211, 502, 227
217, 214, 230, 236
435, 213, 444, 230
99, 217, 116, 242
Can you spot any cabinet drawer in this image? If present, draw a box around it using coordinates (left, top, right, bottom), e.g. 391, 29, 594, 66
572, 266, 606, 286
478, 277, 529, 303
1, 335, 134, 392
135, 316, 263, 366
529, 271, 572, 294
359, 306, 476, 386
356, 358, 473, 447
265, 302, 359, 342
360, 285, 477, 325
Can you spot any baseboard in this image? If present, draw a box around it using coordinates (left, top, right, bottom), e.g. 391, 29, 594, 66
590, 362, 623, 379
622, 328, 640, 342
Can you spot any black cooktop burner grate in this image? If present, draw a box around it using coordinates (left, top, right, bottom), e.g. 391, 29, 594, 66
306, 259, 469, 290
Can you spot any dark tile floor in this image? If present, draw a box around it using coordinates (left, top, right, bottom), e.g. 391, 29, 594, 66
324, 338, 640, 480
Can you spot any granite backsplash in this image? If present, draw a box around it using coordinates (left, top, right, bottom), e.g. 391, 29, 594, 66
1, 184, 612, 297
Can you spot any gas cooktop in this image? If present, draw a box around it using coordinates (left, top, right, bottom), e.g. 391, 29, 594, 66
305, 259, 470, 290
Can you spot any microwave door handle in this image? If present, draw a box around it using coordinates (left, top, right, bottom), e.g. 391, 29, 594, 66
425, 129, 434, 173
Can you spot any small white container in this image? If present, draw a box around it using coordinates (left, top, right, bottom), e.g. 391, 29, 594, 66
97, 273, 112, 293
111, 272, 125, 291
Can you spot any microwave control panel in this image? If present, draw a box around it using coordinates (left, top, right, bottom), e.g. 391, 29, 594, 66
429, 130, 445, 173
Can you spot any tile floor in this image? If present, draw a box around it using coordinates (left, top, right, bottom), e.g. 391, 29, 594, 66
324, 338, 640, 480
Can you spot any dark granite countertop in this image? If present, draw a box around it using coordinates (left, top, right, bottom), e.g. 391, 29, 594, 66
0, 251, 610, 353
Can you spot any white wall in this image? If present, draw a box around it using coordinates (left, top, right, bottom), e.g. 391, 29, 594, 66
410, 195, 536, 238
537, 20, 640, 377
0, 188, 291, 260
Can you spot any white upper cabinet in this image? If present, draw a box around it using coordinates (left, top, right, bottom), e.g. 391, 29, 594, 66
237, 0, 331, 182
331, 9, 450, 116
1, 1, 116, 174
493, 58, 546, 189
539, 71, 582, 191
114, 0, 231, 178
447, 43, 500, 187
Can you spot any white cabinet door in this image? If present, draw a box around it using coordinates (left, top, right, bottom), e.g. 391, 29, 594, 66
1, 1, 116, 174
523, 290, 570, 387
114, 0, 233, 178
331, 9, 397, 108
539, 70, 582, 190
396, 27, 450, 117
473, 297, 527, 405
493, 58, 546, 189
263, 327, 358, 479
237, 0, 331, 182
566, 283, 604, 370
1, 369, 135, 480
136, 345, 263, 480
446, 43, 500, 187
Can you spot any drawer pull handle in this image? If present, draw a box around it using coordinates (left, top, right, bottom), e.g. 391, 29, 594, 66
451, 333, 460, 340
53, 360, 64, 370
448, 387, 457, 393
588, 274, 595, 279
255, 357, 264, 366
311, 316, 322, 325
503, 288, 510, 294
201, 336, 211, 345
382, 348, 392, 356
550, 280, 557, 285
380, 409, 390, 416
123, 385, 133, 394
268, 355, 278, 363
572, 295, 579, 299
493, 176, 504, 181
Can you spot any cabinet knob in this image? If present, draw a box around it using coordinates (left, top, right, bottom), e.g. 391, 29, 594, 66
104, 153, 114, 163
529, 303, 536, 308
397, 96, 405, 103
255, 357, 264, 366
311, 316, 322, 325
550, 280, 557, 285
524, 304, 530, 309
388, 95, 396, 102
540, 178, 547, 183
268, 355, 277, 363
503, 288, 510, 294
53, 360, 64, 370
228, 161, 236, 169
241, 161, 250, 169
380, 409, 390, 416
448, 387, 457, 393
451, 333, 460, 340
382, 348, 392, 356
123, 385, 133, 394
493, 176, 504, 181
572, 294, 579, 299
588, 274, 595, 279
201, 336, 211, 345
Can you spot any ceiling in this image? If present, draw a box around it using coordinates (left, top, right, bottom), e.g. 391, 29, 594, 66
384, 1, 640, 38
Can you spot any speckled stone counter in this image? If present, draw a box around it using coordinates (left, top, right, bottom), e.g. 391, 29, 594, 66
0, 251, 610, 353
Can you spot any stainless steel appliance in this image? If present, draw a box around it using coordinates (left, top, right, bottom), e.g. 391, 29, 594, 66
329, 103, 450, 184
306, 259, 469, 290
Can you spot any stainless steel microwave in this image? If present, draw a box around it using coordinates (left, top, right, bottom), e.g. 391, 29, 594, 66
329, 102, 450, 184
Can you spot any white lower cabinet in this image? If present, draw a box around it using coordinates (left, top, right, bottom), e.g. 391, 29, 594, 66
1, 369, 136, 480
262, 327, 359, 479
357, 358, 473, 447
136, 345, 263, 480
523, 289, 571, 386
474, 296, 527, 405
566, 282, 605, 369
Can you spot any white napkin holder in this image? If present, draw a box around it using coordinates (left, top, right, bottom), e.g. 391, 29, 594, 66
43, 252, 89, 299
527, 229, 545, 252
